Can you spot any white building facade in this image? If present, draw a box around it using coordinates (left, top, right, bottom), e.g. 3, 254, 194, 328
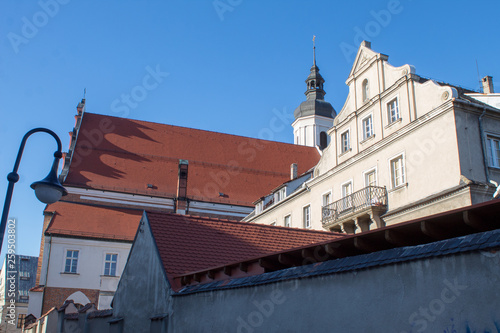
248, 41, 500, 233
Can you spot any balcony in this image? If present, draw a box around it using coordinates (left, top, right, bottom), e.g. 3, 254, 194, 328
322, 186, 388, 233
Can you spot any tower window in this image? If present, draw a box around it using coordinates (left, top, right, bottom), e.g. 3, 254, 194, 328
320, 131, 328, 150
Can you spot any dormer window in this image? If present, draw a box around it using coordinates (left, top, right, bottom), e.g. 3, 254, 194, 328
256, 201, 263, 214
275, 187, 287, 203
362, 79, 369, 102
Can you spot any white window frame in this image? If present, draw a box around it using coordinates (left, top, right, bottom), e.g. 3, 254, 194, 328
256, 201, 263, 214
284, 214, 291, 227
486, 135, 500, 168
104, 253, 118, 276
303, 205, 311, 229
322, 190, 332, 207
389, 153, 406, 188
341, 180, 353, 210
387, 97, 400, 124
64, 249, 79, 274
275, 187, 287, 202
362, 114, 374, 140
340, 130, 350, 153
363, 167, 377, 187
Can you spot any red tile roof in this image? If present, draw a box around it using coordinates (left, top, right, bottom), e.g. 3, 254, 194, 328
64, 113, 320, 206
45, 202, 143, 241
145, 211, 342, 289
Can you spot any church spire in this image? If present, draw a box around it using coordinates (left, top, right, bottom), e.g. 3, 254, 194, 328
292, 37, 335, 148
304, 36, 326, 101
313, 35, 316, 67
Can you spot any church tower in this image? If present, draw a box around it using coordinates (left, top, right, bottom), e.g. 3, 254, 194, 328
292, 38, 335, 149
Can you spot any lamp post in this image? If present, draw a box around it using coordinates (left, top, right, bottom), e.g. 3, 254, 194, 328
0, 128, 68, 252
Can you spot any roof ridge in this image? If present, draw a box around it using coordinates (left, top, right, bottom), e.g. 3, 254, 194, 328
84, 112, 317, 149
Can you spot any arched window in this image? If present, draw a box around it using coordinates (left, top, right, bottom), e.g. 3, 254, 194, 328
319, 131, 328, 150
362, 79, 369, 102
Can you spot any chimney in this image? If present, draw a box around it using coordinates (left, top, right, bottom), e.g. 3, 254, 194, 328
482, 76, 494, 94
176, 160, 189, 214
290, 163, 298, 180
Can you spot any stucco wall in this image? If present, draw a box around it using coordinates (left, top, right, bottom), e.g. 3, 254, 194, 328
171, 249, 500, 332
111, 215, 172, 332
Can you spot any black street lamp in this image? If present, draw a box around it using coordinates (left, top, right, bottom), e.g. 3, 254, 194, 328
0, 128, 68, 252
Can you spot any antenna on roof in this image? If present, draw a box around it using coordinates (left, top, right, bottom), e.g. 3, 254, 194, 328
312, 35, 316, 66
476, 60, 482, 93
83, 88, 86, 99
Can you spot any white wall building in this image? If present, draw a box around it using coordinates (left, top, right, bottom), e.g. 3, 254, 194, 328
27, 202, 142, 318
247, 41, 500, 233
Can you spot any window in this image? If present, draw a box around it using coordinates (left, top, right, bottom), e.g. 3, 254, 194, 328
362, 79, 369, 102
19, 271, 30, 280
362, 115, 373, 140
341, 130, 350, 153
17, 314, 26, 329
364, 169, 377, 187
341, 182, 353, 210
256, 201, 263, 214
104, 254, 118, 276
487, 136, 500, 168
275, 188, 286, 202
64, 250, 79, 273
387, 98, 399, 123
18, 290, 29, 302
303, 205, 311, 228
284, 215, 291, 227
320, 131, 328, 150
390, 155, 406, 188
322, 192, 331, 207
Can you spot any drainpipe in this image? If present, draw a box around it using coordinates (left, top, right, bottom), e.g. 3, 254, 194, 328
478, 107, 490, 183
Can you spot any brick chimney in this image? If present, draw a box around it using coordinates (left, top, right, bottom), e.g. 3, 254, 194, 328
176, 160, 189, 214
291, 163, 298, 180
482, 76, 494, 94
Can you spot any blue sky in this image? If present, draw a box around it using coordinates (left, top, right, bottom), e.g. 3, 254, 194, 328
1, 0, 499, 259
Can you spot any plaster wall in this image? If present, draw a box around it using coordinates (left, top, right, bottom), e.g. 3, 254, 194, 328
251, 107, 462, 230
43, 237, 130, 291
171, 250, 500, 332
112, 215, 171, 332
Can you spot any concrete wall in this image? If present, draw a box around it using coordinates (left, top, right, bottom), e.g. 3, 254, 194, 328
111, 215, 172, 332
171, 250, 500, 332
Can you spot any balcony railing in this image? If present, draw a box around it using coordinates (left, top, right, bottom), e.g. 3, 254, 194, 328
322, 186, 388, 225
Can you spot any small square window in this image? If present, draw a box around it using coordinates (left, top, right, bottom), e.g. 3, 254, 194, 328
387, 98, 399, 124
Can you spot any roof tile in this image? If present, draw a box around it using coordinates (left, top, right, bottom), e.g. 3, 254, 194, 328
64, 113, 320, 206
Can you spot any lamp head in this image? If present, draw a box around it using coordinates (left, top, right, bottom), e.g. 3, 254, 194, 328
30, 165, 68, 204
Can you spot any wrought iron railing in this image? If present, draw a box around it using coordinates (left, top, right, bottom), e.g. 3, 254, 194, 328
322, 186, 387, 225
